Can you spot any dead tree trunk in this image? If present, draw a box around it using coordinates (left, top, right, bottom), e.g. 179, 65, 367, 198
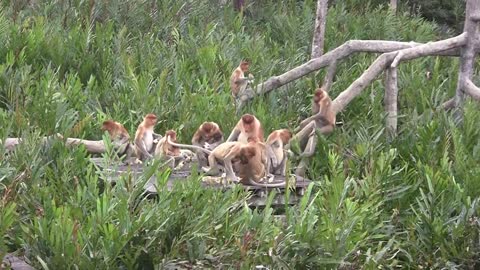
311, 0, 328, 58
453, 0, 480, 122
390, 0, 397, 13
4, 137, 106, 154
384, 66, 398, 137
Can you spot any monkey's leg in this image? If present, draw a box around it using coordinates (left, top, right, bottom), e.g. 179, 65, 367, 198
317, 124, 334, 135
196, 151, 208, 168
295, 134, 318, 177
203, 155, 220, 175
223, 159, 239, 184
276, 157, 287, 176
291, 122, 316, 146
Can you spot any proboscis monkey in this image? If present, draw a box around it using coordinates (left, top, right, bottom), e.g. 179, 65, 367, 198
298, 87, 336, 134
230, 60, 254, 100
236, 138, 287, 187
101, 120, 130, 143
155, 130, 180, 157
201, 141, 243, 183
266, 129, 292, 176
134, 113, 158, 161
227, 114, 264, 143
101, 120, 134, 159
191, 122, 224, 167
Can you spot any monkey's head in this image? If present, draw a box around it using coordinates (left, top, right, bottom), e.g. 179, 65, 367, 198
202, 122, 217, 135
279, 129, 292, 144
240, 60, 250, 72
241, 114, 255, 132
165, 130, 177, 141
239, 145, 256, 164
144, 113, 157, 126
101, 120, 117, 133
313, 88, 326, 103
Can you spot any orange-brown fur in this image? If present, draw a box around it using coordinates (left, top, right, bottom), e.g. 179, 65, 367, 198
192, 122, 224, 167
134, 113, 157, 160
101, 120, 130, 142
230, 60, 250, 98
266, 129, 292, 176
156, 130, 181, 157
227, 114, 264, 143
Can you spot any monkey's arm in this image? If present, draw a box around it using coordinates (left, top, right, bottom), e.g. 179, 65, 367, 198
298, 135, 318, 158
135, 132, 153, 159
234, 77, 253, 84
204, 135, 224, 150
226, 129, 240, 142
266, 145, 278, 168
298, 113, 331, 130
153, 132, 163, 141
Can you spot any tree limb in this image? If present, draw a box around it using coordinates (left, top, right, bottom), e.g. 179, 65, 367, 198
384, 66, 398, 137
454, 0, 480, 121
322, 59, 337, 92
464, 79, 480, 100
332, 34, 467, 113
391, 33, 467, 68
311, 0, 328, 58
440, 98, 455, 111
237, 39, 461, 109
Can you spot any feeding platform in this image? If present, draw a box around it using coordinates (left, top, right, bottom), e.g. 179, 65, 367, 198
90, 158, 313, 208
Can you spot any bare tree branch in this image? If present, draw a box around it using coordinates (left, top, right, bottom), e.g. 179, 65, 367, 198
64, 138, 107, 154
322, 59, 337, 92
237, 39, 461, 109
391, 33, 468, 68
332, 34, 467, 113
454, 0, 480, 121
384, 66, 398, 137
311, 0, 328, 58
3, 137, 110, 154
464, 79, 480, 99
390, 0, 397, 13
441, 98, 455, 111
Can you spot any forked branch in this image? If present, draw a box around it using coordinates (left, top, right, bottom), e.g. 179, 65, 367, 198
237, 39, 461, 110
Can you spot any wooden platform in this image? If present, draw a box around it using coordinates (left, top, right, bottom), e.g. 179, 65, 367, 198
90, 158, 313, 207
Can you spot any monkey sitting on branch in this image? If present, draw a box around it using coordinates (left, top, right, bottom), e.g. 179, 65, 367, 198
288, 87, 336, 177
230, 60, 254, 108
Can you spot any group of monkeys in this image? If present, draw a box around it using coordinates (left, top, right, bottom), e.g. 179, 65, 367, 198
99, 60, 336, 187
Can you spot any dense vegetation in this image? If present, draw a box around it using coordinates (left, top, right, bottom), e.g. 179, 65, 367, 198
1, 0, 480, 268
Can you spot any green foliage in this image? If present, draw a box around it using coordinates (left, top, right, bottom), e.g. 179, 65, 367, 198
1, 0, 480, 268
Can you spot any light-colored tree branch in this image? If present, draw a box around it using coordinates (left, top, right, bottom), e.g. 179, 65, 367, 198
64, 138, 107, 154
3, 137, 114, 154
390, 0, 397, 13
464, 79, 480, 100
384, 66, 398, 137
391, 33, 468, 68
311, 0, 328, 58
322, 59, 337, 92
454, 0, 480, 121
237, 39, 461, 109
332, 34, 467, 113
441, 98, 455, 111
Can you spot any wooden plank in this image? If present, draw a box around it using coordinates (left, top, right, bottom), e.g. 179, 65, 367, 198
2, 254, 35, 270
90, 158, 313, 206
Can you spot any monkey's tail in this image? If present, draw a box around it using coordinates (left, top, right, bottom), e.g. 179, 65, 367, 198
167, 136, 212, 155
246, 178, 286, 188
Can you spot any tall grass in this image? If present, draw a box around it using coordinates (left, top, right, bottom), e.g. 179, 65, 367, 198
1, 0, 480, 268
